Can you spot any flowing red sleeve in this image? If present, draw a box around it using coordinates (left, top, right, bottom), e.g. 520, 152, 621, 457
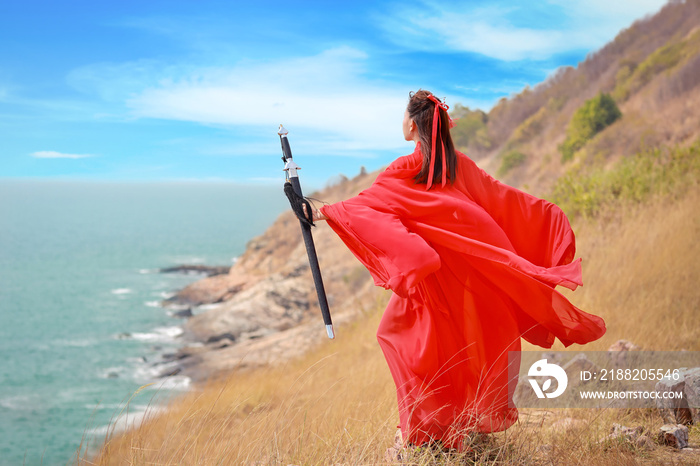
461, 156, 576, 268
321, 196, 440, 298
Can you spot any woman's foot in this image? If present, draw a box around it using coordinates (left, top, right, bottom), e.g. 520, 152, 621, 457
384, 428, 404, 463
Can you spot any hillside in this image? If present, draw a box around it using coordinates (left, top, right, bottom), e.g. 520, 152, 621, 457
453, 0, 700, 194
89, 1, 700, 463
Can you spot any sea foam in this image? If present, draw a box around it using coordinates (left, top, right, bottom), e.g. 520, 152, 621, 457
129, 326, 183, 342
0, 395, 34, 410
88, 404, 165, 436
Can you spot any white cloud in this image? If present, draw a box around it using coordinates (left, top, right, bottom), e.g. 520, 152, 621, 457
551, 0, 667, 21
68, 47, 413, 154
377, 0, 668, 61
397, 6, 567, 61
30, 151, 93, 159
548, 0, 668, 44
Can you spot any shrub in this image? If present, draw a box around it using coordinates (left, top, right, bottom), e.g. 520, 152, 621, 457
635, 41, 685, 86
550, 139, 700, 219
511, 107, 546, 144
450, 105, 491, 151
559, 93, 622, 163
497, 150, 526, 177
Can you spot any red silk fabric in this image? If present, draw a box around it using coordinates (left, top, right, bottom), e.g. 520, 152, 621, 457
320, 145, 605, 447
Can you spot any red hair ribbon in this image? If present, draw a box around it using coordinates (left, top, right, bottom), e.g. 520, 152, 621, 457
425, 94, 453, 190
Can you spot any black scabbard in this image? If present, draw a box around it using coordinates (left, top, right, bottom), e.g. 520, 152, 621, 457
278, 125, 335, 339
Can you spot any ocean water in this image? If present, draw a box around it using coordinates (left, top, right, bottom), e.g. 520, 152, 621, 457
0, 180, 288, 466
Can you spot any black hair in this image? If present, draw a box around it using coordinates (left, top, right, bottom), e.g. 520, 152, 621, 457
407, 89, 457, 187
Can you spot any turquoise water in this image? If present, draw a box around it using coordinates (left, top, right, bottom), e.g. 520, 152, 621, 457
0, 180, 287, 465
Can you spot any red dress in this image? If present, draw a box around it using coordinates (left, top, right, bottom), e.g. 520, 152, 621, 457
320, 144, 605, 447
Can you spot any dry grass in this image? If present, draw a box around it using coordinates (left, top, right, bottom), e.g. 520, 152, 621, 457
82, 186, 700, 465
551, 185, 700, 353
83, 302, 400, 465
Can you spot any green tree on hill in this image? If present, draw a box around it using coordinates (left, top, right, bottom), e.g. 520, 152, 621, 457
560, 93, 622, 162
450, 104, 491, 151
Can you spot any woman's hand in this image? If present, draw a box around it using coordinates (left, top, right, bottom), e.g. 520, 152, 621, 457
302, 203, 328, 222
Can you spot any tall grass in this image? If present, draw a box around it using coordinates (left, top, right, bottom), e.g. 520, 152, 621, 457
550, 187, 700, 354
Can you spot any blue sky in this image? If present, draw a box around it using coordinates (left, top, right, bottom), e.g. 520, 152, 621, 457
0, 0, 668, 188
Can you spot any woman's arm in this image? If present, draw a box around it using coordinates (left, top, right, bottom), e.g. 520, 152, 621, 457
320, 200, 440, 297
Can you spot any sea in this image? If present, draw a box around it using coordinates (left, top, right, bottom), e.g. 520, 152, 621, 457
0, 180, 288, 466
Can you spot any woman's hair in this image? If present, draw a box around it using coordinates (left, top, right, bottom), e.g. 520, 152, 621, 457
407, 90, 457, 188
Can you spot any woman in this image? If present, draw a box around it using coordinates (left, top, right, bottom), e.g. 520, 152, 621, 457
313, 90, 605, 449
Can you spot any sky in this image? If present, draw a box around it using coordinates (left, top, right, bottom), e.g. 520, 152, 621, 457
0, 0, 669, 188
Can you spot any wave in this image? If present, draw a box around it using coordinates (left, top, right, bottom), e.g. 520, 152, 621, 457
111, 288, 133, 295
99, 366, 127, 379
163, 302, 220, 318
169, 256, 205, 265
144, 300, 162, 308
126, 326, 184, 343
0, 395, 35, 410
131, 361, 191, 390
193, 303, 222, 315
195, 303, 221, 311
53, 337, 98, 347
84, 402, 125, 411
133, 362, 193, 391
151, 375, 191, 391
101, 354, 190, 385
88, 404, 165, 436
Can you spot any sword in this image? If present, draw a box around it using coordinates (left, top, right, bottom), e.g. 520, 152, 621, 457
278, 125, 335, 339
